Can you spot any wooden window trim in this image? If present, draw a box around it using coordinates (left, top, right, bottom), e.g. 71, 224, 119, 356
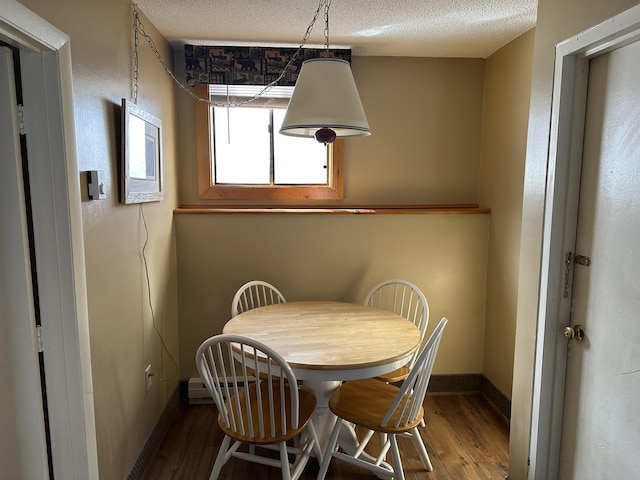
195, 85, 344, 200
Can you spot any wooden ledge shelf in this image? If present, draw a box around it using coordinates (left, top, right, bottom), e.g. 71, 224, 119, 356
174, 204, 490, 215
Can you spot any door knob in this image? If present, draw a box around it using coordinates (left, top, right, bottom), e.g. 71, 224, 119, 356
563, 324, 584, 341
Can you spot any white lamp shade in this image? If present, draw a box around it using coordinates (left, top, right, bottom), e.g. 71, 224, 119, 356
279, 58, 371, 138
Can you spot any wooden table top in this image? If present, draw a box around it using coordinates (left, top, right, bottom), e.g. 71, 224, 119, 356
222, 301, 421, 377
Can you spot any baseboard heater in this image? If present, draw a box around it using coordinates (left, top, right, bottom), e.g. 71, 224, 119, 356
187, 376, 256, 405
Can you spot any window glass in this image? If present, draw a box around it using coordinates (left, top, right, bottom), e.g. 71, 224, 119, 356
272, 109, 328, 184
212, 102, 329, 186
213, 107, 270, 184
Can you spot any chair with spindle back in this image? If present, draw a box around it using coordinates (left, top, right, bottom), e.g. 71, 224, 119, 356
317, 317, 448, 480
196, 334, 321, 480
363, 279, 430, 382
231, 280, 286, 317
363, 279, 431, 465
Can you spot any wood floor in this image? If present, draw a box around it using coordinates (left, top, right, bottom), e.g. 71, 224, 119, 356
141, 394, 509, 480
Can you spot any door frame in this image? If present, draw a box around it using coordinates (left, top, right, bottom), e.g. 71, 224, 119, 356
0, 1, 98, 478
529, 4, 640, 479
1, 44, 51, 479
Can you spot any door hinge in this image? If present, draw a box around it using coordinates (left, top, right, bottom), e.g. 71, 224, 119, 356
574, 254, 591, 266
17, 104, 26, 135
563, 251, 573, 298
563, 251, 591, 298
36, 325, 43, 353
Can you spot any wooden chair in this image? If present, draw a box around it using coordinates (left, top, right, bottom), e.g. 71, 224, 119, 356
363, 279, 429, 382
195, 334, 321, 480
317, 317, 448, 480
231, 280, 286, 317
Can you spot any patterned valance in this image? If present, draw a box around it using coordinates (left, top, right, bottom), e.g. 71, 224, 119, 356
185, 45, 351, 86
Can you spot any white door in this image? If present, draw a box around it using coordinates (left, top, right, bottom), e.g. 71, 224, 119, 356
558, 39, 640, 479
0, 45, 51, 479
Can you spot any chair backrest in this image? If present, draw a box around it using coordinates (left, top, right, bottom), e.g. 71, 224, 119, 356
364, 278, 430, 341
231, 280, 286, 317
195, 334, 301, 438
381, 317, 448, 430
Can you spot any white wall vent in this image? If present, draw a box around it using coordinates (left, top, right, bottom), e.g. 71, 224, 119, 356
187, 376, 256, 405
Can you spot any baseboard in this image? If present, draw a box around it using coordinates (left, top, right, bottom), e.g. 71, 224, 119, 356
126, 386, 181, 480
428, 373, 483, 393
480, 376, 512, 420
428, 374, 511, 420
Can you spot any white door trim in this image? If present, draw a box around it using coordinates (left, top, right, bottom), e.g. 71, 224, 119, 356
0, 1, 98, 478
529, 4, 640, 479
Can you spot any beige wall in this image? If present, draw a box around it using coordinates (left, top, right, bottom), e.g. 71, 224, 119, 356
509, 1, 640, 479
479, 29, 535, 399
174, 56, 492, 381
346, 57, 485, 205
176, 213, 489, 380
176, 56, 485, 206
18, 0, 180, 478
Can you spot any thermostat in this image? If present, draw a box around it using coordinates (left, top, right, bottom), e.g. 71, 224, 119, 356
86, 170, 106, 200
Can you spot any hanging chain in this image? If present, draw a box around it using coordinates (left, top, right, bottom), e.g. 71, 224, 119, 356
132, 4, 140, 103
133, 4, 199, 102
324, 0, 332, 51
131, 0, 330, 107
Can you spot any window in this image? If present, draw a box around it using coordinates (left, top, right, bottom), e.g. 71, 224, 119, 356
196, 85, 343, 200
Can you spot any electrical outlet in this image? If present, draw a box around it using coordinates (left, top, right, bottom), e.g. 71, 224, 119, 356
145, 364, 152, 392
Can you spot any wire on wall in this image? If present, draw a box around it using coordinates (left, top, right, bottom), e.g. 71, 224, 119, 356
140, 203, 178, 382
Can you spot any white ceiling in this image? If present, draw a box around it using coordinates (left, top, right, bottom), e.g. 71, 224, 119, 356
135, 0, 537, 59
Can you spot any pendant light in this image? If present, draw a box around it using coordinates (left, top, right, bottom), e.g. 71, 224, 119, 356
279, 0, 371, 143
132, 0, 370, 145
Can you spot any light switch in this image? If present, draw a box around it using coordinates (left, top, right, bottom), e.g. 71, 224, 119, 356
86, 170, 106, 200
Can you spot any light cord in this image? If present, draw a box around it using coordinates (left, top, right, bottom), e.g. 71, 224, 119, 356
139, 203, 178, 382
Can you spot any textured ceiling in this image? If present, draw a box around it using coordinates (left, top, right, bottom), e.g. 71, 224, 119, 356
135, 0, 537, 58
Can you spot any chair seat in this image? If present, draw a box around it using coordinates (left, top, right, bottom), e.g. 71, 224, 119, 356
374, 365, 410, 383
220, 383, 317, 445
328, 378, 423, 434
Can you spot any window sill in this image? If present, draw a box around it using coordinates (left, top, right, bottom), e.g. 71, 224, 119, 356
174, 204, 490, 214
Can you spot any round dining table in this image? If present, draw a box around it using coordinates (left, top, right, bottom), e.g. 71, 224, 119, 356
222, 300, 422, 465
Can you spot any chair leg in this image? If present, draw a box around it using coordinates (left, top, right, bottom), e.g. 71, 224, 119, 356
409, 426, 433, 471
306, 420, 323, 464
279, 441, 292, 480
389, 435, 405, 480
317, 417, 341, 480
210, 434, 232, 480
379, 432, 388, 460
291, 434, 301, 467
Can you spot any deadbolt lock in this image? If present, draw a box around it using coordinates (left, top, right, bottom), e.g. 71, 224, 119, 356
563, 324, 585, 341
